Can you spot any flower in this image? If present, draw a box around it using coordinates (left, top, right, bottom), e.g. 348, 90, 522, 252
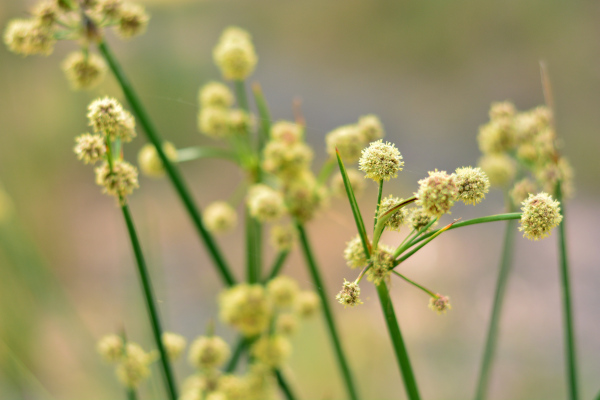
203, 201, 237, 234
97, 334, 124, 363
213, 27, 258, 81
247, 184, 286, 222
428, 295, 451, 314
454, 166, 490, 205
250, 335, 291, 368
378, 195, 409, 231
137, 142, 178, 178
416, 170, 458, 218
358, 140, 404, 182
62, 51, 107, 90
199, 81, 234, 108
74, 133, 106, 164
336, 279, 363, 307
162, 332, 186, 361
94, 160, 139, 201
188, 335, 230, 370
87, 97, 136, 142
219, 284, 272, 336
267, 276, 299, 308
519, 192, 563, 241
343, 235, 368, 269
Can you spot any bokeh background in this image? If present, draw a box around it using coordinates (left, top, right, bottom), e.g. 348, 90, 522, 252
1, 1, 599, 399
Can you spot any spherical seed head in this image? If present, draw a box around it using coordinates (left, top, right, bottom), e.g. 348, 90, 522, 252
343, 235, 368, 269
428, 294, 451, 314
32, 1, 59, 27
97, 334, 124, 363
454, 166, 490, 205
536, 157, 574, 199
219, 284, 272, 336
218, 375, 246, 400
478, 154, 516, 187
137, 142, 177, 178
283, 172, 326, 223
489, 101, 516, 120
408, 208, 434, 231
198, 107, 230, 138
228, 109, 252, 133
87, 97, 136, 142
94, 160, 139, 201
270, 121, 303, 144
378, 195, 409, 231
366, 246, 394, 285
116, 343, 153, 388
513, 106, 552, 144
262, 140, 314, 178
95, 0, 123, 20
3, 19, 56, 56
74, 133, 106, 164
162, 332, 186, 361
204, 201, 237, 234
250, 335, 292, 368
267, 276, 299, 308
115, 3, 149, 39
357, 114, 384, 143
336, 279, 363, 307
510, 178, 537, 208
247, 184, 286, 222
295, 291, 320, 318
325, 124, 365, 163
269, 224, 296, 251
415, 170, 458, 218
519, 192, 563, 241
199, 81, 234, 108
213, 27, 258, 81
276, 313, 298, 335
188, 335, 230, 370
330, 168, 365, 198
359, 140, 404, 182
477, 118, 516, 154
62, 51, 107, 90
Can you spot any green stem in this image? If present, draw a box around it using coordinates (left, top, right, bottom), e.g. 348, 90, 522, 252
473, 218, 516, 400
245, 210, 259, 283
97, 40, 236, 287
252, 83, 271, 157
175, 146, 239, 163
275, 369, 298, 400
393, 221, 455, 266
120, 204, 178, 400
373, 180, 384, 231
263, 250, 290, 283
126, 389, 138, 400
391, 271, 436, 298
295, 223, 360, 400
376, 283, 421, 400
225, 337, 248, 373
234, 80, 249, 112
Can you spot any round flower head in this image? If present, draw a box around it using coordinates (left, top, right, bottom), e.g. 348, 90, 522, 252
188, 335, 230, 370
198, 107, 230, 138
477, 118, 516, 155
115, 3, 149, 39
247, 184, 286, 222
336, 279, 363, 307
295, 291, 320, 318
343, 235, 368, 269
213, 27, 258, 81
116, 343, 154, 388
199, 81, 234, 108
218, 375, 246, 400
162, 332, 186, 361
510, 178, 537, 208
519, 192, 563, 241
62, 51, 107, 90
536, 157, 574, 199
267, 276, 299, 308
357, 114, 384, 143
74, 133, 106, 164
276, 313, 298, 336
3, 19, 56, 56
95, 0, 123, 20
283, 172, 326, 223
428, 294, 451, 314
326, 124, 365, 163
366, 246, 394, 286
478, 154, 516, 187
416, 170, 458, 218
219, 284, 272, 336
137, 142, 178, 178
97, 334, 124, 363
489, 101, 516, 120
378, 195, 409, 231
269, 224, 296, 251
330, 168, 365, 198
204, 201, 237, 234
32, 2, 59, 27
262, 140, 313, 178
87, 97, 136, 142
454, 166, 490, 205
359, 140, 404, 182
270, 121, 303, 144
228, 109, 252, 133
250, 335, 292, 368
408, 208, 434, 231
95, 161, 139, 201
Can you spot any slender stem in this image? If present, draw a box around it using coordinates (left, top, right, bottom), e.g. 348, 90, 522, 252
393, 221, 455, 267
373, 180, 384, 231
391, 271, 436, 298
120, 204, 178, 400
245, 210, 259, 283
474, 218, 516, 400
175, 146, 239, 163
252, 83, 271, 157
376, 283, 421, 400
263, 250, 290, 283
595, 389, 600, 400
295, 223, 360, 400
275, 369, 298, 400
97, 40, 236, 287
225, 337, 248, 373
234, 80, 249, 112
126, 388, 138, 400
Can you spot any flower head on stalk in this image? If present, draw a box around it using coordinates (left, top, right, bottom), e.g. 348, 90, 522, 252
416, 170, 458, 218
336, 279, 363, 307
519, 192, 562, 241
428, 294, 451, 314
359, 140, 404, 182
213, 27, 258, 81
454, 166, 490, 205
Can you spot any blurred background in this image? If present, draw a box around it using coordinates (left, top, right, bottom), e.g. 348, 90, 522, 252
1, 0, 599, 399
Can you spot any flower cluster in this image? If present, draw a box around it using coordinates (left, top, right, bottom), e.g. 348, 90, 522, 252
97, 335, 157, 389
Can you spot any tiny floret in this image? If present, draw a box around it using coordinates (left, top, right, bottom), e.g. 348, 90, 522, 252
32, 2, 59, 27
283, 171, 326, 223
489, 101, 516, 120
62, 51, 107, 90
454, 166, 490, 205
115, 3, 149, 39
428, 295, 451, 314
343, 235, 368, 269
204, 201, 237, 234
408, 208, 433, 231
378, 195, 409, 231
247, 184, 286, 222
366, 246, 394, 286
519, 192, 562, 241
213, 27, 258, 81
95, 0, 124, 20
74, 133, 106, 164
116, 343, 154, 388
358, 140, 404, 182
87, 97, 136, 142
336, 279, 363, 307
199, 81, 234, 108
270, 121, 303, 144
188, 335, 230, 370
262, 140, 313, 178
97, 334, 124, 363
510, 178, 537, 207
251, 335, 292, 368
416, 170, 458, 218
137, 142, 177, 178
162, 332, 186, 361
94, 161, 139, 201
267, 276, 299, 308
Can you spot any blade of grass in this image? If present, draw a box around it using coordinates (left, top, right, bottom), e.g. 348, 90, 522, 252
225, 337, 248, 373
317, 158, 337, 185
263, 250, 290, 283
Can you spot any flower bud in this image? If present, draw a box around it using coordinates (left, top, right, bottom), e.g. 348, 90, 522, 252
270, 121, 303, 144
162, 332, 186, 361
87, 97, 136, 142
137, 142, 177, 178
94, 160, 139, 201
199, 81, 234, 108
97, 334, 124, 363
267, 276, 299, 308
198, 107, 230, 138
477, 118, 515, 154
116, 343, 154, 388
269, 224, 296, 251
407, 208, 433, 231
250, 335, 291, 368
213, 27, 258, 81
428, 294, 451, 314
378, 195, 409, 231
509, 178, 537, 207
366, 246, 394, 285
283, 171, 326, 223
325, 124, 365, 163
295, 291, 320, 318
357, 114, 384, 143
343, 235, 368, 269
276, 313, 298, 336
3, 19, 56, 56
219, 284, 272, 336
262, 140, 313, 178
488, 101, 516, 120
478, 154, 516, 187
247, 184, 286, 222
115, 3, 149, 39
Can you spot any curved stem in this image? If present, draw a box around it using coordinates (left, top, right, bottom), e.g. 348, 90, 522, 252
373, 180, 384, 230
391, 271, 436, 298
263, 250, 290, 283
275, 369, 298, 400
175, 146, 239, 164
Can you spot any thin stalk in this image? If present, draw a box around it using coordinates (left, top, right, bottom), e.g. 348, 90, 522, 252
392, 271, 436, 298
126, 389, 138, 400
373, 196, 417, 250
373, 180, 384, 230
234, 80, 249, 112
275, 369, 298, 400
394, 221, 456, 267
252, 83, 271, 157
245, 210, 259, 283
97, 40, 236, 287
175, 146, 239, 163
225, 337, 248, 373
595, 389, 600, 400
376, 283, 421, 400
295, 223, 360, 400
263, 250, 290, 283
120, 204, 178, 400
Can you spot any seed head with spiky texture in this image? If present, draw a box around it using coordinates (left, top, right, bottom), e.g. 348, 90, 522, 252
359, 140, 404, 182
87, 97, 136, 142
416, 170, 458, 218
336, 280, 363, 307
378, 195, 408, 231
203, 201, 237, 234
519, 192, 562, 241
94, 161, 139, 201
454, 166, 490, 205
407, 208, 433, 231
74, 133, 106, 164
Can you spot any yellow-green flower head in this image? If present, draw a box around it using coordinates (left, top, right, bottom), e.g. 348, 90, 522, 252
32, 1, 60, 27
95, 0, 123, 20
228, 109, 252, 133
188, 335, 230, 370
366, 246, 394, 286
477, 118, 516, 154
357, 114, 385, 143
213, 27, 258, 81
478, 154, 516, 187
250, 335, 292, 368
536, 157, 574, 199
87, 97, 136, 142
359, 140, 404, 182
283, 171, 326, 223
408, 207, 434, 231
199, 81, 234, 109
454, 166, 490, 205
488, 101, 516, 120
137, 141, 177, 178
330, 168, 365, 198
336, 279, 363, 307
198, 107, 230, 138
269, 224, 296, 251
276, 313, 298, 336
326, 124, 365, 163
115, 3, 149, 39
262, 140, 314, 178
94, 160, 139, 201
217, 375, 246, 400
247, 184, 286, 222
513, 106, 552, 144
0, 185, 14, 224
162, 332, 186, 361
519, 192, 563, 241
415, 170, 458, 218
270, 121, 303, 144
378, 195, 409, 231
3, 19, 56, 56
343, 235, 368, 269
219, 284, 272, 336
530, 128, 558, 166
181, 374, 212, 400
116, 343, 154, 388
295, 291, 320, 318
62, 51, 107, 90
203, 201, 237, 234
267, 276, 299, 308
428, 294, 451, 314
510, 178, 537, 208
74, 133, 106, 164
97, 334, 124, 363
